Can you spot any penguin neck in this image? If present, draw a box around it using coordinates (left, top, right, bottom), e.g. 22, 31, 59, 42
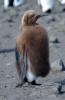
22, 22, 39, 27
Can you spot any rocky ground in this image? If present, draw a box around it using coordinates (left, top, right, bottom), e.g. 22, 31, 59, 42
0, 0, 65, 100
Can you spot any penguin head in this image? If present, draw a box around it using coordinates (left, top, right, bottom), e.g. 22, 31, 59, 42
21, 10, 43, 26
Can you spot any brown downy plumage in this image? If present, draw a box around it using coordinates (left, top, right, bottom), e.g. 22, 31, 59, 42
16, 10, 50, 86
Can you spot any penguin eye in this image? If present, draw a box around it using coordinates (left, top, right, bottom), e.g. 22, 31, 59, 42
31, 14, 35, 17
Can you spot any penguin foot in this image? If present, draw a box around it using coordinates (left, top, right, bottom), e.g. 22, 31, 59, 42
46, 9, 52, 14
58, 85, 65, 94
28, 80, 41, 86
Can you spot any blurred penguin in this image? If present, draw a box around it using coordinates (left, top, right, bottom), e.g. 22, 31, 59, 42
37, 0, 55, 13
4, 0, 25, 9
37, 0, 65, 13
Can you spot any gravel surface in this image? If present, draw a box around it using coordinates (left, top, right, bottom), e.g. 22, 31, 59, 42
0, 0, 65, 100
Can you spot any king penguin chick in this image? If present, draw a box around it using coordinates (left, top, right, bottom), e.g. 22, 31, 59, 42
15, 10, 50, 87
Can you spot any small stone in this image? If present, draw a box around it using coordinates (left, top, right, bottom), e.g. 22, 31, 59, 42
62, 8, 65, 12
7, 18, 13, 23
49, 36, 60, 43
6, 62, 11, 66
6, 74, 10, 78
4, 85, 7, 88
47, 17, 56, 23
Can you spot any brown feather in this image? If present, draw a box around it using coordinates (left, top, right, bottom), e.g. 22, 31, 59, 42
16, 10, 50, 84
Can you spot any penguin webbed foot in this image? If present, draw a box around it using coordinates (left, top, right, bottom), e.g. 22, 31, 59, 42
28, 80, 41, 86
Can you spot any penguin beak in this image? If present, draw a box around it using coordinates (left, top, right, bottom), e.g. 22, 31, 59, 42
36, 14, 48, 19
